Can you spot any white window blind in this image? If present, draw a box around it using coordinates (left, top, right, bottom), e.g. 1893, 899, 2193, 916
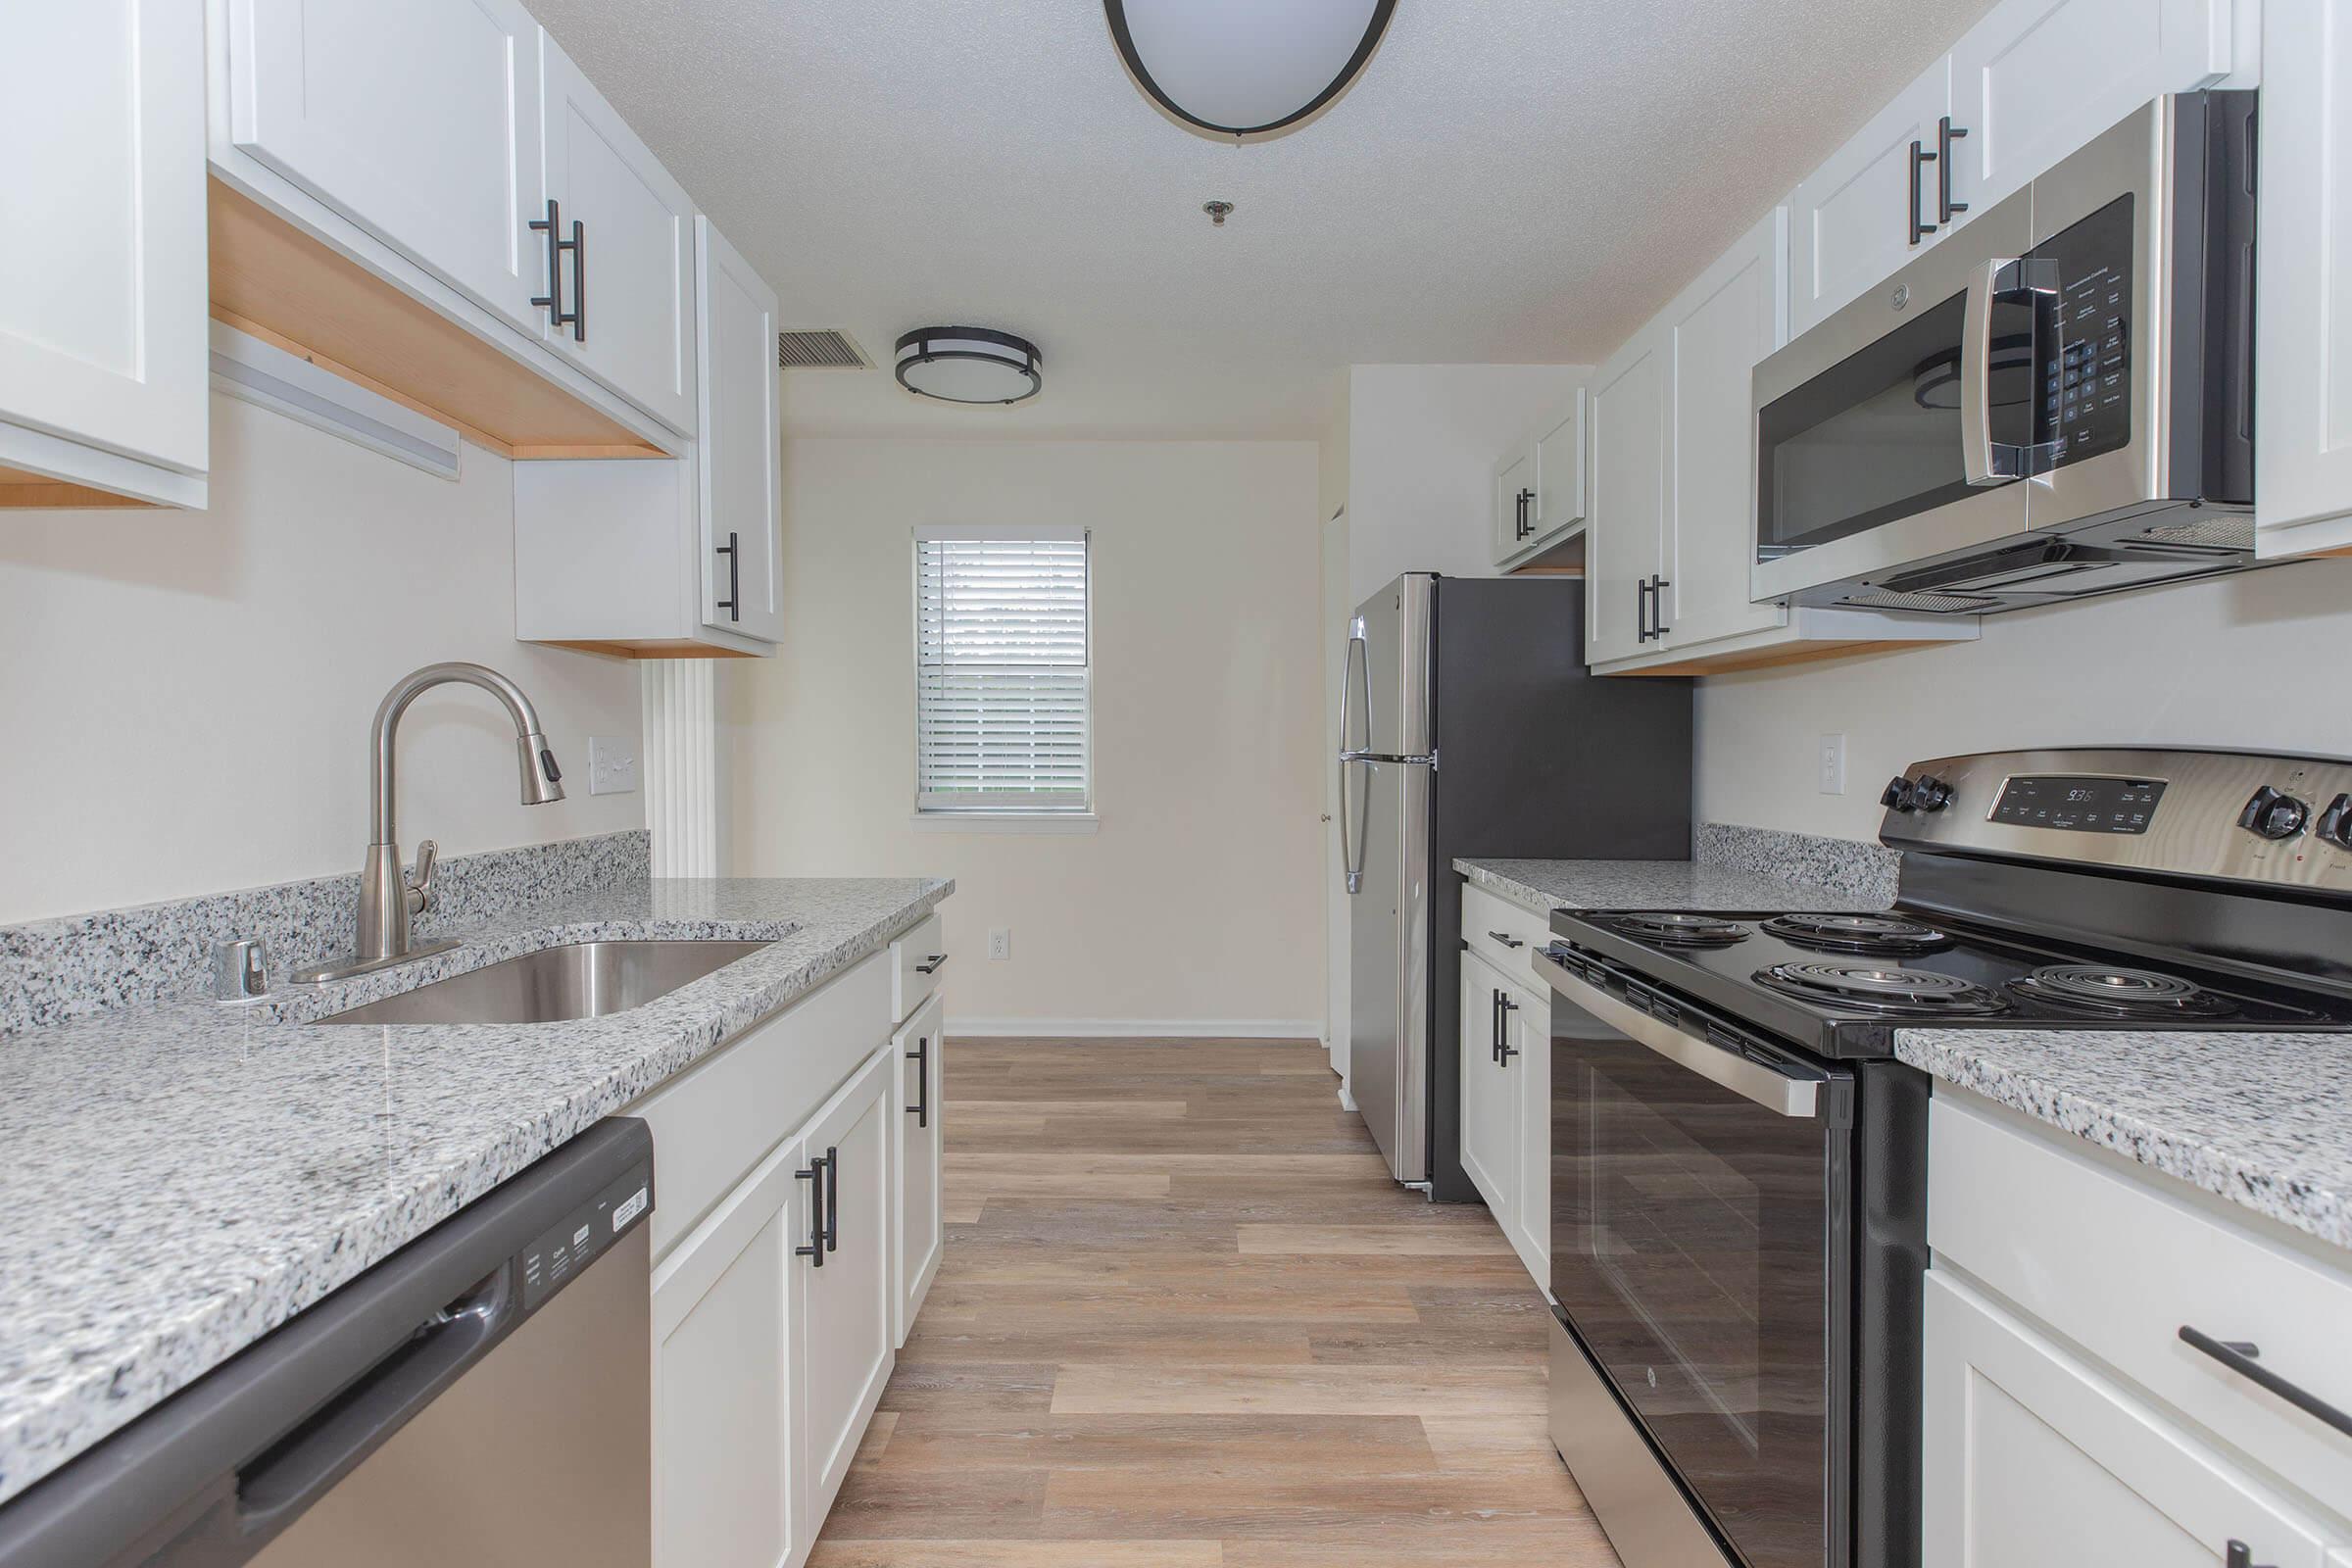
915, 532, 1091, 812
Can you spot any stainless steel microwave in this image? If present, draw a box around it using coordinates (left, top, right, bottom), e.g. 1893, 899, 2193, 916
1750, 91, 2256, 615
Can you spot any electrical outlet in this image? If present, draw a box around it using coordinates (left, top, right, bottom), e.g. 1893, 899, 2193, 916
988, 928, 1011, 961
588, 736, 639, 796
1818, 733, 1846, 795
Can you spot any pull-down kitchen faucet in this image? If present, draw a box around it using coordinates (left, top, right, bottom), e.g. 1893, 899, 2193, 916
292, 662, 564, 985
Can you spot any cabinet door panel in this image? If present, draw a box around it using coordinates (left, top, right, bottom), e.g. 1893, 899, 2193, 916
0, 0, 207, 483
894, 993, 946, 1346
2256, 0, 2352, 555
1494, 445, 1536, 564
1788, 58, 1949, 337
652, 1148, 799, 1568
1507, 982, 1549, 1292
795, 1046, 896, 1528
1585, 331, 1667, 664
1922, 1273, 2328, 1568
1950, 0, 2229, 220
540, 33, 697, 434
697, 219, 784, 640
1532, 392, 1588, 549
1661, 209, 1789, 651
230, 0, 543, 335
1456, 955, 1516, 1225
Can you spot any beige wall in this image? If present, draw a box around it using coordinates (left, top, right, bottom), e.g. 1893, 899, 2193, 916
0, 396, 646, 924
1695, 558, 2352, 840
724, 436, 1325, 1033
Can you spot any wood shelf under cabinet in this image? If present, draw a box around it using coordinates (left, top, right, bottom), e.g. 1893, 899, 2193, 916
0, 465, 158, 510
207, 180, 665, 463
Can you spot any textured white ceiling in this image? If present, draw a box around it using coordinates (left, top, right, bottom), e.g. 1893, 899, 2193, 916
528, 0, 1995, 438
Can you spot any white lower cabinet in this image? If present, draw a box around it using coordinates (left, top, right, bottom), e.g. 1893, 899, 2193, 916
893, 992, 947, 1346
652, 1138, 803, 1568
794, 1047, 897, 1527
1922, 1272, 2334, 1568
1457, 943, 1550, 1294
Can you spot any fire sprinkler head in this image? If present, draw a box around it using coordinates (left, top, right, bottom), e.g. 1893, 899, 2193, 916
1202, 200, 1235, 227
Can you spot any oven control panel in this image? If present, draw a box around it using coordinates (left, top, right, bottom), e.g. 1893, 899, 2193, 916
1880, 749, 2352, 893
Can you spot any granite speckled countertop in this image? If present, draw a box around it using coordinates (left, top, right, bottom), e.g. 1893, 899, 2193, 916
0, 875, 949, 1507
1455, 858, 1893, 917
1896, 1028, 2352, 1252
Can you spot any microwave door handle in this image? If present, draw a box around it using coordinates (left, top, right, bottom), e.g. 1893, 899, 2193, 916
1961, 259, 2005, 486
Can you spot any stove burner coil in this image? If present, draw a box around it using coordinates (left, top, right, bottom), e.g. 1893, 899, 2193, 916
1754, 961, 2010, 1015
1760, 912, 1953, 956
2007, 964, 2239, 1019
1593, 912, 1752, 949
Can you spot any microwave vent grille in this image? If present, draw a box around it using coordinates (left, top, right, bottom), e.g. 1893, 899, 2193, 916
1838, 588, 2001, 613
2131, 515, 2256, 552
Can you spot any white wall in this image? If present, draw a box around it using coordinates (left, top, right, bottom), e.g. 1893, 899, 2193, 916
723, 436, 1325, 1033
1696, 558, 2352, 840
0, 395, 646, 923
1343, 363, 1589, 604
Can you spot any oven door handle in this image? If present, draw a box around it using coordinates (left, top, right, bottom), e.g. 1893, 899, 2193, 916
1533, 947, 1821, 1119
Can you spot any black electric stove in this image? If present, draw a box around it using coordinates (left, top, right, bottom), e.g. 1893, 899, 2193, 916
1537, 748, 2352, 1568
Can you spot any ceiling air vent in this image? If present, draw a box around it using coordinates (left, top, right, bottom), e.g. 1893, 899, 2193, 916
777, 329, 873, 369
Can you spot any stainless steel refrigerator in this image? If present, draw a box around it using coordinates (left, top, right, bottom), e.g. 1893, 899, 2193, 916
1339, 573, 1691, 1199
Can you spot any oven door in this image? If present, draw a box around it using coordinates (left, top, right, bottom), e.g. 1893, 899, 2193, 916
1538, 947, 1853, 1568
1750, 187, 2035, 608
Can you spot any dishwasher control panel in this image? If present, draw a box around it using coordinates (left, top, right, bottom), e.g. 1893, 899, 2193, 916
520, 1158, 653, 1311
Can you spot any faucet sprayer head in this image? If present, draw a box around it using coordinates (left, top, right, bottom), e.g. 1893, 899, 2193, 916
518, 733, 566, 806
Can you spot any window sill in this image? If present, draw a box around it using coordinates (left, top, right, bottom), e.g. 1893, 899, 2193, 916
909, 811, 1100, 836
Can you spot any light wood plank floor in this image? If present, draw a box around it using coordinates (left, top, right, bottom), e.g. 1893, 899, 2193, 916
810, 1039, 1622, 1568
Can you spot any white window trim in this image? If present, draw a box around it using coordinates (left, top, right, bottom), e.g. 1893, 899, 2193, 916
911, 527, 1095, 817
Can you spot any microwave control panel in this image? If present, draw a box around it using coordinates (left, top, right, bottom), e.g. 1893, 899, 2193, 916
2034, 195, 2134, 469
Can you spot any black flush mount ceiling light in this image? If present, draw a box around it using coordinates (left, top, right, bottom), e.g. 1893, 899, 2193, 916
894, 327, 1044, 406
1104, 0, 1397, 140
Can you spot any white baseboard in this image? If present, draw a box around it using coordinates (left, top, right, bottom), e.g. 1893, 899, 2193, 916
946, 1016, 1324, 1041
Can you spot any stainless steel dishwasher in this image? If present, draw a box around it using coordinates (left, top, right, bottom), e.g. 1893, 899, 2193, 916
0, 1119, 655, 1568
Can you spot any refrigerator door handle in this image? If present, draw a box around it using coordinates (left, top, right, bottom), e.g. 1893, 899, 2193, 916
1339, 625, 1369, 894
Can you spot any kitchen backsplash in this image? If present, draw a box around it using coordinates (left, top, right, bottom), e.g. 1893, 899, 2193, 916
0, 830, 651, 1038
1694, 822, 1901, 906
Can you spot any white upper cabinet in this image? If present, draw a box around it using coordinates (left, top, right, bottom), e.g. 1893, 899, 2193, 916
1948, 0, 2232, 220
1584, 330, 1669, 665
1490, 392, 1588, 568
1659, 209, 1789, 652
0, 0, 207, 506
697, 219, 784, 642
538, 31, 698, 435
2257, 0, 2352, 558
228, 0, 546, 337
1788, 57, 1950, 339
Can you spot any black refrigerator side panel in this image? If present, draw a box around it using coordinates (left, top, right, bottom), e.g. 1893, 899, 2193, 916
1425, 576, 1693, 1204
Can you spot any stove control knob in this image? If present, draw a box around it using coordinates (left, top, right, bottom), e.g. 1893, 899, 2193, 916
1912, 774, 1955, 811
2236, 785, 2311, 841
1881, 775, 1918, 812
2317, 793, 2352, 852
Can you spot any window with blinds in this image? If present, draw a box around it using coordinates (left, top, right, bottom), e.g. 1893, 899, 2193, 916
914, 531, 1092, 813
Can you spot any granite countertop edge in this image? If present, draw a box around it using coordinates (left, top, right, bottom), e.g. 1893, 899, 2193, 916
0, 875, 951, 1508
1895, 1029, 2352, 1253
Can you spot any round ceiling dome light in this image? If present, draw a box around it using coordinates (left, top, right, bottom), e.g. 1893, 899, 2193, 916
894, 327, 1044, 406
1104, 0, 1396, 140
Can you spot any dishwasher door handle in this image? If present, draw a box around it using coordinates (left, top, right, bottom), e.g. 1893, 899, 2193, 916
235, 1265, 517, 1532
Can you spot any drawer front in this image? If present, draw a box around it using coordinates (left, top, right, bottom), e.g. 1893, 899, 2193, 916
1461, 882, 1548, 987
628, 951, 891, 1261
892, 911, 947, 1025
1930, 1094, 2352, 1509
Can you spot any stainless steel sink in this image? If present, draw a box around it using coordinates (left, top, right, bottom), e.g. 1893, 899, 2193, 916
315, 939, 771, 1026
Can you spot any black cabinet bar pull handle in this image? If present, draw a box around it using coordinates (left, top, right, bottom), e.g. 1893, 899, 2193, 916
795, 1155, 826, 1266
1491, 988, 1503, 1064
567, 217, 586, 342
915, 953, 947, 975
1517, 487, 1536, 540
1937, 116, 1969, 224
1487, 931, 1525, 950
2180, 1326, 2352, 1439
1909, 139, 1938, 244
1636, 576, 1651, 642
529, 199, 584, 337
1651, 576, 1671, 639
2227, 1541, 2276, 1568
1497, 993, 1520, 1062
714, 530, 740, 620
822, 1144, 841, 1252
906, 1035, 930, 1128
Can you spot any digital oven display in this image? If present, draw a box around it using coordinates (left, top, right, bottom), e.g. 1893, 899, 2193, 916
1989, 775, 2166, 834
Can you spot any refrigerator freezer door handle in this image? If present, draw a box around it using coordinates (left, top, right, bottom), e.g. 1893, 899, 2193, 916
1339, 626, 1369, 895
